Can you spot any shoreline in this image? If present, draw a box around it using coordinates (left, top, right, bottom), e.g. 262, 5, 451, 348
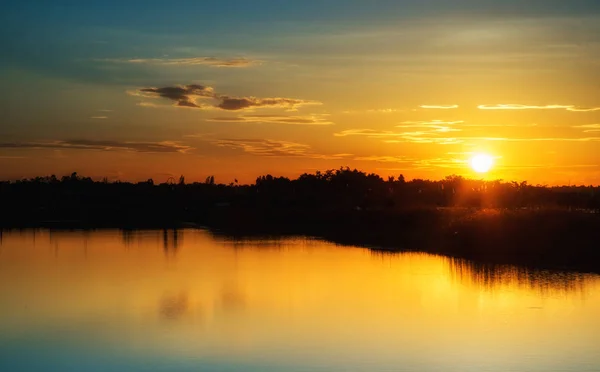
3, 207, 599, 274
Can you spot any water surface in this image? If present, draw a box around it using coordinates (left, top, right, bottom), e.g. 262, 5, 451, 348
0, 229, 599, 371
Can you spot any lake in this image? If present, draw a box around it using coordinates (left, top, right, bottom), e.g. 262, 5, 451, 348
0, 229, 599, 371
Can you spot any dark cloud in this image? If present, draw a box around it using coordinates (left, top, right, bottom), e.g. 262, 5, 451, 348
134, 84, 320, 111
177, 100, 201, 108
217, 97, 320, 111
218, 97, 257, 111
0, 140, 192, 153
137, 85, 214, 108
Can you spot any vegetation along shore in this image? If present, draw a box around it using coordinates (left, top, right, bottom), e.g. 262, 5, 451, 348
2, 168, 599, 273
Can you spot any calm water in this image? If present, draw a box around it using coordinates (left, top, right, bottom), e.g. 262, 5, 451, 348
0, 230, 599, 372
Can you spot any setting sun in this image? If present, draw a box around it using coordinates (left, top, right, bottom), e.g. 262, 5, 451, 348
469, 154, 494, 173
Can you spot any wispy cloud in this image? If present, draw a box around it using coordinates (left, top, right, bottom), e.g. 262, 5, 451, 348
354, 155, 412, 163
354, 154, 466, 169
137, 101, 161, 108
476, 137, 600, 142
384, 137, 463, 144
397, 120, 463, 133
335, 128, 600, 144
0, 140, 192, 153
400, 120, 465, 125
498, 164, 599, 170
415, 157, 467, 168
478, 104, 600, 112
334, 128, 462, 144
133, 84, 320, 111
458, 123, 539, 128
419, 105, 459, 109
572, 124, 600, 132
215, 138, 309, 157
334, 129, 401, 138
565, 107, 600, 112
215, 138, 350, 159
90, 116, 108, 119
103, 56, 259, 68
368, 108, 404, 113
342, 108, 404, 114
207, 114, 333, 125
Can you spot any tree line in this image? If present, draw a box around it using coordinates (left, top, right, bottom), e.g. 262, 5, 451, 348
1, 168, 599, 218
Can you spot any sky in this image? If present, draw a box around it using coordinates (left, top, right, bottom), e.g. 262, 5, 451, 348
1, 0, 599, 185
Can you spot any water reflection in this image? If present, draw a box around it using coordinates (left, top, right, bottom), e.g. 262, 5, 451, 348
120, 229, 182, 256
371, 249, 593, 296
448, 258, 590, 295
0, 229, 599, 372
221, 285, 246, 313
159, 291, 190, 320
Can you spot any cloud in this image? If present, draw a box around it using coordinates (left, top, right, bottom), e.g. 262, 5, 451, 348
103, 56, 259, 68
137, 101, 161, 108
565, 107, 600, 112
134, 84, 215, 109
133, 84, 320, 111
216, 97, 320, 111
415, 157, 467, 168
342, 108, 404, 114
478, 104, 600, 112
354, 154, 466, 169
215, 138, 350, 159
458, 123, 539, 128
90, 116, 108, 119
0, 140, 192, 153
572, 124, 600, 132
395, 120, 539, 132
334, 129, 401, 138
420, 105, 459, 109
368, 108, 404, 113
216, 139, 310, 157
335, 128, 600, 144
475, 136, 600, 142
498, 164, 599, 170
384, 137, 463, 144
207, 114, 333, 125
397, 120, 463, 133
400, 120, 465, 125
334, 128, 463, 144
354, 155, 412, 163
128, 57, 258, 68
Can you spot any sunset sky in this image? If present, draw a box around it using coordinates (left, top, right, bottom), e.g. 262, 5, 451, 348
1, 1, 599, 185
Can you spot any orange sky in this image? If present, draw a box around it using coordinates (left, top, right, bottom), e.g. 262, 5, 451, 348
1, 2, 599, 185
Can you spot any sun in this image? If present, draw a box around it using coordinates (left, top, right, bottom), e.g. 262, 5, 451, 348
469, 153, 494, 173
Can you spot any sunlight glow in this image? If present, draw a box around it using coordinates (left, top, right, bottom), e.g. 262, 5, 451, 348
469, 153, 494, 173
